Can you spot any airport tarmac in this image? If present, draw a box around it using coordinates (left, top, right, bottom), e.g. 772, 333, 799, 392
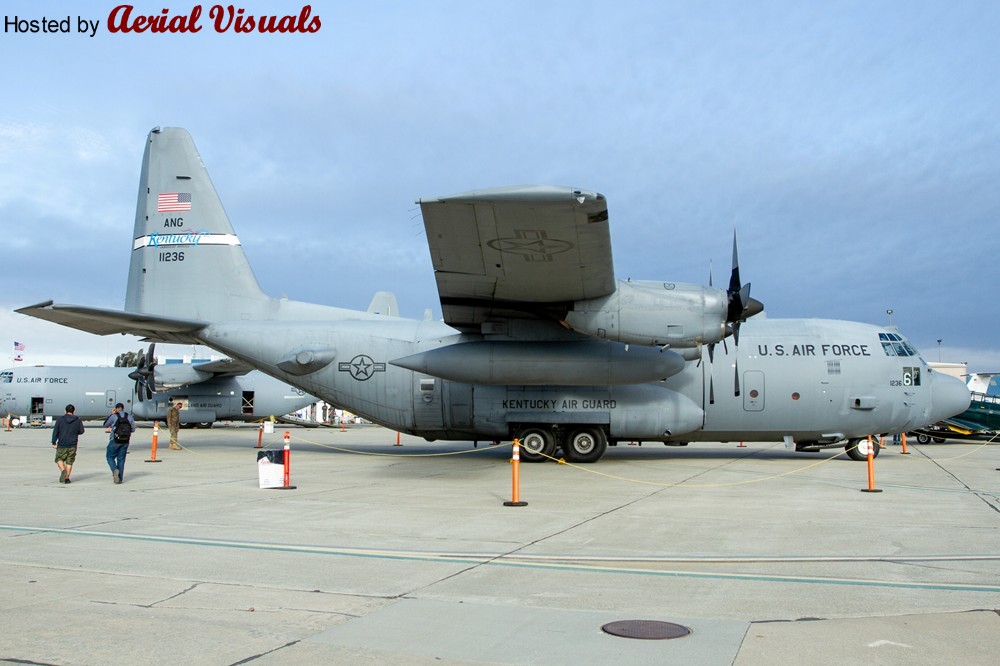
1, 424, 997, 665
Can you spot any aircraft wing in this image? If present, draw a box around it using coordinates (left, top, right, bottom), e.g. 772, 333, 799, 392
15, 301, 207, 343
418, 185, 615, 331
940, 417, 979, 434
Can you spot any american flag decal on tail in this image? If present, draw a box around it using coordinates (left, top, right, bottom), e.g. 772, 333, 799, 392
157, 192, 192, 212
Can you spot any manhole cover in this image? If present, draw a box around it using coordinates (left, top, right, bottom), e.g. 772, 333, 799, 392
601, 620, 691, 640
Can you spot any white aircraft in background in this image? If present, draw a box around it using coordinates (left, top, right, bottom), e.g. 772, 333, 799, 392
1, 345, 317, 427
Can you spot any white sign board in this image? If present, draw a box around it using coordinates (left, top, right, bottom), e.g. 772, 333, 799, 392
258, 456, 284, 488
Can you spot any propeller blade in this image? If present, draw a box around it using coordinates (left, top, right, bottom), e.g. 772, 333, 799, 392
734, 358, 741, 396
132, 345, 156, 401
145, 343, 157, 393
724, 231, 762, 333
728, 231, 741, 295
739, 283, 751, 310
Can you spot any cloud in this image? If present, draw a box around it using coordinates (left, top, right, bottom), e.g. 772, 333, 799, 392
2, 1, 998, 369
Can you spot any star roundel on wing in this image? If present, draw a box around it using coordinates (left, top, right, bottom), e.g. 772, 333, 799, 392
486, 229, 573, 263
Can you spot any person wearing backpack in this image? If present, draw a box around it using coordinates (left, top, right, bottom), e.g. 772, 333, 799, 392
104, 403, 136, 484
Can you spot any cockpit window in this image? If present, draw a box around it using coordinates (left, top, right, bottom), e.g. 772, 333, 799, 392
879, 332, 920, 357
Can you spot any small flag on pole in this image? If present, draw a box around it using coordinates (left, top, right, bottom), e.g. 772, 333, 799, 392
13, 341, 25, 351
14, 354, 23, 362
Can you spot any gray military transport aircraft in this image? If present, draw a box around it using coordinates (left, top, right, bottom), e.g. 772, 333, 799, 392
1, 346, 317, 427
16, 127, 970, 462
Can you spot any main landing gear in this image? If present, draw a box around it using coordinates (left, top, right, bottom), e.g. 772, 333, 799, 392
844, 438, 882, 462
515, 425, 608, 464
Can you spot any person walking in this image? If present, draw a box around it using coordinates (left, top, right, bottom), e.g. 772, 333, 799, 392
167, 401, 182, 450
51, 404, 85, 484
104, 403, 135, 484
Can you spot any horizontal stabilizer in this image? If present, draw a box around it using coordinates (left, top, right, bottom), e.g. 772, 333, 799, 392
15, 301, 206, 342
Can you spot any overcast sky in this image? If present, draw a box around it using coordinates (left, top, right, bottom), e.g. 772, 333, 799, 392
2, 1, 998, 371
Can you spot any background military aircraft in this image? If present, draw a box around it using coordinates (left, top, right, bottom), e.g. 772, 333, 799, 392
16, 127, 970, 462
0, 346, 317, 427
911, 372, 1000, 443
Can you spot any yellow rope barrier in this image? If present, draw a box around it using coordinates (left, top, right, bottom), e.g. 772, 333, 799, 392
891, 430, 998, 463
287, 431, 505, 458
528, 444, 850, 488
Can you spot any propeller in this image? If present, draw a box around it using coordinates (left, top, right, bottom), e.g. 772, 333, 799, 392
726, 232, 764, 343
127, 343, 157, 402
704, 233, 764, 402
724, 231, 764, 396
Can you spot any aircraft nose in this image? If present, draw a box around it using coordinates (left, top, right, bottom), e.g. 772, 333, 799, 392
929, 372, 971, 423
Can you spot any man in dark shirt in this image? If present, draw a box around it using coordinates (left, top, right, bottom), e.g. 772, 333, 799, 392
51, 404, 85, 484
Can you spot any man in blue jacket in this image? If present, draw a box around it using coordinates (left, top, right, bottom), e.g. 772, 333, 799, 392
51, 404, 85, 484
104, 402, 135, 484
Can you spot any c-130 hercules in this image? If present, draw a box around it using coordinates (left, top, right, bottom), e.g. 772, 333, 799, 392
18, 128, 970, 463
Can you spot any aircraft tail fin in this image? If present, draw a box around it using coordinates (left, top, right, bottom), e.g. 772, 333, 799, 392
125, 127, 268, 321
366, 291, 399, 316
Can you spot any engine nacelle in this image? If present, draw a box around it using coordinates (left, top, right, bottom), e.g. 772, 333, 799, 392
563, 280, 728, 348
152, 364, 212, 390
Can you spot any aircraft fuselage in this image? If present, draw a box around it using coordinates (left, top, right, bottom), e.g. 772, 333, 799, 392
0, 365, 314, 425
189, 314, 968, 458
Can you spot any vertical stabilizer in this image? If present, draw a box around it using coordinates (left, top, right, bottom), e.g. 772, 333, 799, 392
125, 127, 268, 320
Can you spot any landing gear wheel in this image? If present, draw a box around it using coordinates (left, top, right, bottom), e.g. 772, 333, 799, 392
562, 427, 608, 463
933, 436, 946, 444
916, 434, 931, 445
845, 438, 880, 461
516, 427, 555, 463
